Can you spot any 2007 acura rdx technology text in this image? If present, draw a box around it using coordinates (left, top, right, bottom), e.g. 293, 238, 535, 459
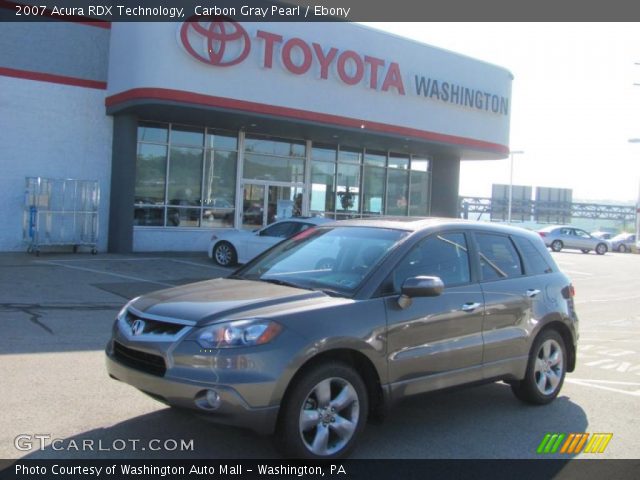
106, 218, 578, 458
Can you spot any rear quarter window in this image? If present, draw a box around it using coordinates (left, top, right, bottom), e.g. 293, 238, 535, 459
512, 235, 554, 275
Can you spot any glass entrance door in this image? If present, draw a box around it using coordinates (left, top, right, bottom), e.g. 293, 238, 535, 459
241, 183, 303, 230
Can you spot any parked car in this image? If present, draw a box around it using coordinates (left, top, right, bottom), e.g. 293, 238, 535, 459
538, 225, 608, 255
203, 198, 235, 223
208, 217, 331, 266
106, 218, 578, 458
590, 231, 613, 240
609, 233, 636, 253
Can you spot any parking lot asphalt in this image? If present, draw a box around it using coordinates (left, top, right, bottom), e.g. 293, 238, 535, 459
0, 249, 639, 460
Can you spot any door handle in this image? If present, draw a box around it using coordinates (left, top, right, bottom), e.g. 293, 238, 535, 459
526, 289, 541, 298
461, 302, 482, 312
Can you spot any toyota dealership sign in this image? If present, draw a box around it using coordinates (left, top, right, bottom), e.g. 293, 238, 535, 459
107, 21, 512, 153
179, 17, 406, 96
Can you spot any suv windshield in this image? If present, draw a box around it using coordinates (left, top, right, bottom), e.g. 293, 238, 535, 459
234, 226, 408, 296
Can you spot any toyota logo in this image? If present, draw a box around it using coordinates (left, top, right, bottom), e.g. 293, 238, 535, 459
180, 16, 251, 67
131, 319, 146, 336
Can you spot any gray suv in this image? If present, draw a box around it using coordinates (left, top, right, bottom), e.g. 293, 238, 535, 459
106, 218, 578, 458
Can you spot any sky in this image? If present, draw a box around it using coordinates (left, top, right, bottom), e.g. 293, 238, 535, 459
366, 23, 640, 204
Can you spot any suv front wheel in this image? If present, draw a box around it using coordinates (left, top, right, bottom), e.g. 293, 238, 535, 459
276, 363, 368, 459
511, 329, 567, 405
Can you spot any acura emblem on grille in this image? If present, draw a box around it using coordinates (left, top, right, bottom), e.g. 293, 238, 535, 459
131, 319, 146, 336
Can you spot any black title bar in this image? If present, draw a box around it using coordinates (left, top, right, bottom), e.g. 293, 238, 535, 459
1, 460, 640, 480
1, 0, 640, 22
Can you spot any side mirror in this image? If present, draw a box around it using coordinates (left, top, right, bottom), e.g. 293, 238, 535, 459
397, 276, 444, 309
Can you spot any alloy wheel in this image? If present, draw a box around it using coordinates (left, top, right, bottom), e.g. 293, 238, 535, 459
214, 243, 233, 266
533, 339, 564, 396
298, 377, 360, 456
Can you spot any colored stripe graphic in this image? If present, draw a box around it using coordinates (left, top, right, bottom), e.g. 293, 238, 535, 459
584, 434, 613, 454
537, 434, 552, 454
538, 433, 613, 454
537, 433, 565, 454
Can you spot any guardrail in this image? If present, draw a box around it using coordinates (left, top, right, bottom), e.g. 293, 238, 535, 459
459, 197, 636, 229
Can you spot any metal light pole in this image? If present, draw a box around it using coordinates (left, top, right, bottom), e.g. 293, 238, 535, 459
507, 150, 525, 224
628, 139, 640, 243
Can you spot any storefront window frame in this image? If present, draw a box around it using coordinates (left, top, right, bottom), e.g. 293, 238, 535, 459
134, 121, 239, 229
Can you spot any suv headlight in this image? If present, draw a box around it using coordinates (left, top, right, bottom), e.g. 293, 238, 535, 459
193, 320, 282, 349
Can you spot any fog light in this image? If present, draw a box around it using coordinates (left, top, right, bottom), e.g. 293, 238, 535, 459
195, 389, 222, 410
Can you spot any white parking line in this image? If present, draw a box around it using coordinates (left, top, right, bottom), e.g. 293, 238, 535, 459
580, 330, 640, 335
38, 261, 174, 287
169, 259, 230, 271
560, 269, 594, 276
576, 294, 640, 304
565, 378, 640, 397
39, 257, 167, 262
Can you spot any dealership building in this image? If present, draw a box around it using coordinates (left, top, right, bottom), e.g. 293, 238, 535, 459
0, 19, 512, 253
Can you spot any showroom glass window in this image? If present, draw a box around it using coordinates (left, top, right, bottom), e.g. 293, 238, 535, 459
362, 151, 386, 216
386, 153, 410, 216
243, 135, 305, 183
134, 122, 238, 228
310, 144, 337, 217
409, 157, 430, 217
336, 147, 361, 219
308, 144, 431, 219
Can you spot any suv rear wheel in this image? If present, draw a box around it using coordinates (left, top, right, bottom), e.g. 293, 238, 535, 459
511, 329, 566, 405
277, 363, 368, 459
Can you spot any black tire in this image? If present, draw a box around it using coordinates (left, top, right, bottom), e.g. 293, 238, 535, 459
276, 362, 368, 459
595, 243, 607, 255
618, 244, 627, 253
511, 329, 567, 405
550, 240, 563, 252
212, 241, 237, 267
581, 249, 590, 254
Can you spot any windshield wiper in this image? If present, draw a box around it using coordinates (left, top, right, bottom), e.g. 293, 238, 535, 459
260, 278, 309, 289
312, 287, 349, 298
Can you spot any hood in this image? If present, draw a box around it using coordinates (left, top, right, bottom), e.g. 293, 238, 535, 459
130, 278, 336, 325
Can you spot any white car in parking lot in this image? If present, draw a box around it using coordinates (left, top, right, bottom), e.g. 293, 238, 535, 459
208, 217, 332, 266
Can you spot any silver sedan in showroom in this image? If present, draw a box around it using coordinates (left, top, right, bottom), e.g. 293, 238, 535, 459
538, 225, 609, 254
106, 218, 578, 459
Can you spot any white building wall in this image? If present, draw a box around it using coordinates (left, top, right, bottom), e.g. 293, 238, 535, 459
133, 228, 213, 253
0, 76, 112, 251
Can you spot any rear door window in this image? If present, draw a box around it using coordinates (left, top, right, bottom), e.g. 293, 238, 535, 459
475, 233, 524, 281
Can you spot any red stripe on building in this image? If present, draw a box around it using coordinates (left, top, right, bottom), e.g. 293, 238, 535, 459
106, 87, 509, 155
0, 67, 107, 90
0, 0, 111, 29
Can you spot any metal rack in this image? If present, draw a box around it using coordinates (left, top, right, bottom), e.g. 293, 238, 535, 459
23, 177, 100, 255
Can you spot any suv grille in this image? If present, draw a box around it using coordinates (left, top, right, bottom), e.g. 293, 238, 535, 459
113, 341, 166, 377
124, 312, 185, 336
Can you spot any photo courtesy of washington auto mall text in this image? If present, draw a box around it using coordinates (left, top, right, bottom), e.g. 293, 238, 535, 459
12, 463, 348, 477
